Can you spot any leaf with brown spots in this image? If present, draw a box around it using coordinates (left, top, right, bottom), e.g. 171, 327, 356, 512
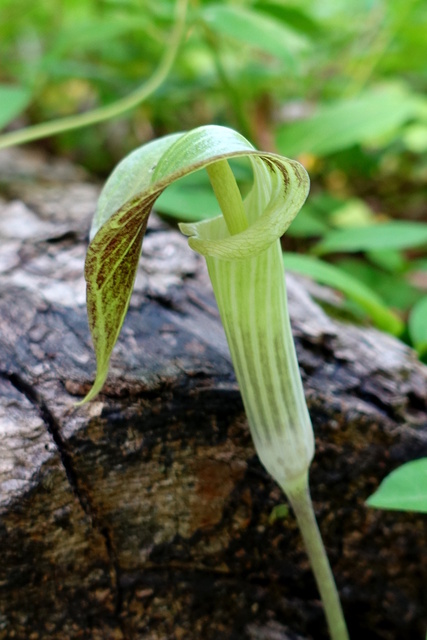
79, 192, 159, 403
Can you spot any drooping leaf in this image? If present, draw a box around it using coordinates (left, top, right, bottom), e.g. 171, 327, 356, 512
408, 296, 427, 357
81, 125, 309, 402
82, 192, 157, 402
314, 221, 427, 255
276, 85, 420, 157
283, 252, 403, 335
0, 84, 31, 130
366, 458, 427, 513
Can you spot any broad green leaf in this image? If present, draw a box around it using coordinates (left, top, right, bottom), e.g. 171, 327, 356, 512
283, 253, 403, 335
314, 221, 427, 255
366, 458, 427, 513
336, 259, 420, 312
0, 84, 31, 130
82, 125, 309, 402
156, 181, 220, 221
254, 2, 323, 38
408, 296, 427, 357
367, 249, 408, 274
276, 85, 420, 157
48, 20, 147, 56
287, 208, 328, 237
202, 5, 304, 66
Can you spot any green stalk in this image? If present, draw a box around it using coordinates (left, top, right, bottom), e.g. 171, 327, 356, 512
206, 160, 248, 235
202, 27, 254, 142
204, 162, 349, 640
286, 475, 350, 640
0, 0, 188, 149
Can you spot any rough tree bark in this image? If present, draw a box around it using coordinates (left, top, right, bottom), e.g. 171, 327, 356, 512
0, 148, 426, 640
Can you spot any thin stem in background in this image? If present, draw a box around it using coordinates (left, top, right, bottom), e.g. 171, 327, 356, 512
202, 25, 254, 143
344, 0, 421, 97
286, 476, 350, 640
0, 0, 189, 150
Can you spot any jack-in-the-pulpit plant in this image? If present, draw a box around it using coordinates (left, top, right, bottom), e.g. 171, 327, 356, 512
80, 125, 350, 640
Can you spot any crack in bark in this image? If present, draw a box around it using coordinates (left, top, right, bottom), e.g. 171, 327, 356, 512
1, 370, 125, 624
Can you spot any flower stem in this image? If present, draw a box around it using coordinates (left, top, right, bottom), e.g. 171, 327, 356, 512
206, 159, 248, 236
285, 475, 350, 640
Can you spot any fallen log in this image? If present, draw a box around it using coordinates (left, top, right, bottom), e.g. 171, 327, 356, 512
0, 148, 426, 640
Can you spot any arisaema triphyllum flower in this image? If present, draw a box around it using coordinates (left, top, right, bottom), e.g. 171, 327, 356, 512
79, 125, 350, 640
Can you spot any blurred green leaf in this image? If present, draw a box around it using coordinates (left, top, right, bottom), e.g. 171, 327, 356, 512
366, 458, 427, 513
314, 222, 427, 255
269, 503, 290, 523
329, 198, 374, 228
408, 296, 427, 357
283, 252, 403, 334
276, 85, 420, 157
0, 85, 31, 130
202, 5, 304, 66
156, 181, 220, 221
336, 258, 420, 311
49, 19, 150, 56
287, 208, 329, 237
402, 123, 427, 153
366, 249, 408, 274
254, 2, 323, 38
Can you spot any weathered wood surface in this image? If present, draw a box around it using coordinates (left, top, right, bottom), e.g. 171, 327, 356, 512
0, 148, 426, 640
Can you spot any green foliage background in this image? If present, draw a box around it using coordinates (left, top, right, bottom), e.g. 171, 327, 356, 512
1, 0, 427, 358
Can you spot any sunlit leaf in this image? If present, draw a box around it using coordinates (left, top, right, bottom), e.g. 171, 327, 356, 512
408, 296, 427, 357
202, 5, 304, 66
402, 123, 427, 153
276, 85, 420, 157
314, 221, 427, 255
254, 2, 323, 38
366, 458, 427, 513
283, 252, 403, 335
0, 84, 31, 130
329, 198, 374, 229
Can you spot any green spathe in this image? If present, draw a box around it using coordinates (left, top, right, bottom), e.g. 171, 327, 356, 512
180, 155, 313, 489
85, 125, 314, 487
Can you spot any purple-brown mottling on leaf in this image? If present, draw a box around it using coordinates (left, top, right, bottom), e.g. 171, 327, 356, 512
84, 192, 160, 394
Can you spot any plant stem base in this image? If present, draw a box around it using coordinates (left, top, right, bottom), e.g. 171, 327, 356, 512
285, 476, 350, 640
